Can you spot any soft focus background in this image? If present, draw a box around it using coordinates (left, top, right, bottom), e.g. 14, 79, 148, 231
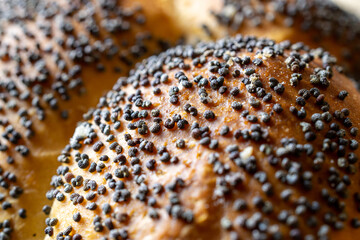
333, 0, 360, 17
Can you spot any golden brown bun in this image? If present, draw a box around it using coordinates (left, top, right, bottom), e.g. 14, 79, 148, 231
157, 0, 360, 79
0, 0, 183, 239
46, 36, 360, 239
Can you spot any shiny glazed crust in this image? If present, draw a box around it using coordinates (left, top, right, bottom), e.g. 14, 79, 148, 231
0, 0, 359, 239
0, 0, 182, 238
46, 36, 360, 239
159, 0, 360, 79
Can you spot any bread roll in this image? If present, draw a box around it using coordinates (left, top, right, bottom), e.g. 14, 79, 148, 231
45, 36, 360, 239
159, 0, 360, 79
0, 0, 183, 238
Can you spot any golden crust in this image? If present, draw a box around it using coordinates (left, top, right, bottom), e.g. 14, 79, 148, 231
47, 37, 360, 239
0, 0, 183, 238
159, 0, 360, 78
0, 0, 359, 239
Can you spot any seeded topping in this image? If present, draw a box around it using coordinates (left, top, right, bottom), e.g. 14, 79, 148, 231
212, 0, 360, 80
46, 36, 360, 239
0, 0, 181, 238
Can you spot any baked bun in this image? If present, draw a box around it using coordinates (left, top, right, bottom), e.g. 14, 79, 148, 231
0, 0, 183, 238
160, 0, 360, 79
46, 36, 360, 239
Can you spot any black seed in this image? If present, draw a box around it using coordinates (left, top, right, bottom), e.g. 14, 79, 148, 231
146, 159, 156, 170
93, 141, 104, 152
231, 101, 242, 110
220, 126, 230, 136
338, 90, 348, 100
176, 139, 186, 148
296, 97, 306, 106
164, 119, 175, 129
274, 83, 285, 94
73, 212, 81, 222
273, 103, 283, 113
203, 110, 215, 120
19, 208, 26, 218
43, 205, 51, 215
150, 123, 161, 133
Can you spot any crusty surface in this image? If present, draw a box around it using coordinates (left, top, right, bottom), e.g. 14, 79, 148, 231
161, 0, 360, 79
46, 36, 360, 240
0, 0, 183, 239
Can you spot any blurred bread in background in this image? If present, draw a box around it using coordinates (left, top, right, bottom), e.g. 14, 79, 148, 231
333, 0, 360, 17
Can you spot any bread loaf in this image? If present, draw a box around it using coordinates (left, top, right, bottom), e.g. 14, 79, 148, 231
46, 36, 360, 239
0, 0, 182, 238
159, 0, 360, 79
